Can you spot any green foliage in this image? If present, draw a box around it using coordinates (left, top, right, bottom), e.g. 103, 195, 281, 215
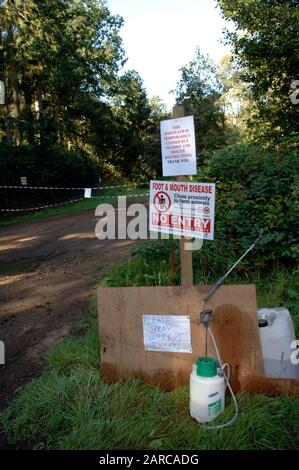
1, 298, 298, 450
46, 323, 100, 376
102, 254, 172, 287
0, 142, 101, 186
0, 0, 125, 145
175, 48, 232, 163
203, 141, 299, 264
218, 54, 255, 136
131, 238, 178, 261
109, 72, 170, 178
218, 0, 299, 140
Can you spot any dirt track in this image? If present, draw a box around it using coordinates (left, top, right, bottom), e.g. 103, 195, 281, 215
0, 206, 140, 411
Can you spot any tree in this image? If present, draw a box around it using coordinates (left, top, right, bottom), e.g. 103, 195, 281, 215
218, 0, 299, 139
143, 96, 170, 177
218, 54, 255, 136
174, 48, 229, 163
109, 70, 169, 179
0, 0, 125, 148
0, 0, 22, 145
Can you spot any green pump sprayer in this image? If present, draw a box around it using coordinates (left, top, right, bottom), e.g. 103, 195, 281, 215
190, 231, 263, 428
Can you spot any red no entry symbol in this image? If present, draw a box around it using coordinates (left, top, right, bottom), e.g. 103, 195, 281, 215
154, 191, 171, 213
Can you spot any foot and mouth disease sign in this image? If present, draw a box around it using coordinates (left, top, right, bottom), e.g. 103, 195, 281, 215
149, 180, 216, 240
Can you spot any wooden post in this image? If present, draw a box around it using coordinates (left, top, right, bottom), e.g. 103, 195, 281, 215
172, 104, 193, 286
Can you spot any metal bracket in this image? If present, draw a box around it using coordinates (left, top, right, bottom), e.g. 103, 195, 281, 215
200, 309, 213, 328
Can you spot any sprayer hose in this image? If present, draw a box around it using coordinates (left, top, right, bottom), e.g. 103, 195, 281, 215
201, 327, 239, 430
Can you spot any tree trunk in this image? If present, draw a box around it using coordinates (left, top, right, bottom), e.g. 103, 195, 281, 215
54, 98, 61, 143
0, 15, 11, 144
23, 81, 35, 144
37, 87, 45, 146
7, 0, 21, 145
4, 102, 12, 145
37, 88, 44, 114
11, 76, 21, 145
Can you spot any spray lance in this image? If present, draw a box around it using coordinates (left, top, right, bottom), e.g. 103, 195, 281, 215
201, 230, 264, 355
190, 231, 263, 429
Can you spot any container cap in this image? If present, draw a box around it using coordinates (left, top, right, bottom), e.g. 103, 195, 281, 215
259, 318, 268, 328
196, 356, 217, 377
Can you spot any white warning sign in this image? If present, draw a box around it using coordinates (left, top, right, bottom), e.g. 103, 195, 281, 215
160, 115, 197, 177
142, 315, 192, 353
84, 188, 92, 198
149, 180, 216, 240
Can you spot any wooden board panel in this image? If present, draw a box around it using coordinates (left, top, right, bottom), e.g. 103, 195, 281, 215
98, 285, 266, 391
238, 374, 299, 396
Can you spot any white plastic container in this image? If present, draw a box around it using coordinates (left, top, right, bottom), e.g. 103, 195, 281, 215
258, 308, 299, 380
190, 357, 225, 423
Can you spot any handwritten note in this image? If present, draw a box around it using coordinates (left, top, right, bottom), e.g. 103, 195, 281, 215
142, 315, 192, 353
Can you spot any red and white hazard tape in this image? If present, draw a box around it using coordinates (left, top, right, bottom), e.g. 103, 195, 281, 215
91, 192, 149, 199
0, 197, 84, 212
0, 185, 101, 190
0, 192, 149, 212
0, 183, 148, 191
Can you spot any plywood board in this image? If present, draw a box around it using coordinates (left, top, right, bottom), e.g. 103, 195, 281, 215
98, 285, 265, 391
239, 374, 299, 396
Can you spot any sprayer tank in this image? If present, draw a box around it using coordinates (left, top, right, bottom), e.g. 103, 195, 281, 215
190, 357, 225, 423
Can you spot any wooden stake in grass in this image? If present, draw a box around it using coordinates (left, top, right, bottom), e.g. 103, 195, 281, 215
172, 104, 193, 287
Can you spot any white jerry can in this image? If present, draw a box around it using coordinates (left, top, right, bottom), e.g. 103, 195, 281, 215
190, 356, 225, 423
258, 308, 299, 380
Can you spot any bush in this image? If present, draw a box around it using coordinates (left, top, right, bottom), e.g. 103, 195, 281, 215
202, 142, 299, 266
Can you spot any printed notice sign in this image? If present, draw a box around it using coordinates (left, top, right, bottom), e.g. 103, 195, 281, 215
149, 180, 216, 240
84, 188, 92, 198
143, 315, 192, 353
21, 176, 27, 186
160, 116, 196, 176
